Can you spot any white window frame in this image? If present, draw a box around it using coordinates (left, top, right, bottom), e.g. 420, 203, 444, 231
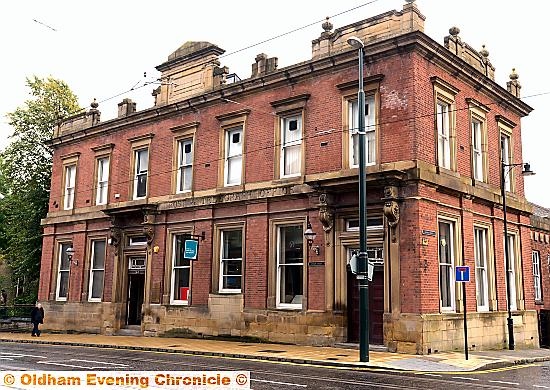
438, 219, 456, 311
170, 234, 192, 305
474, 227, 489, 311
133, 148, 149, 199
501, 134, 512, 192
129, 236, 147, 246
276, 224, 304, 309
176, 138, 193, 193
218, 229, 243, 293
56, 242, 72, 301
472, 119, 484, 181
437, 101, 451, 169
505, 233, 518, 311
280, 114, 302, 178
533, 250, 542, 301
349, 95, 376, 168
95, 157, 109, 205
88, 239, 106, 302
64, 165, 76, 210
224, 126, 243, 186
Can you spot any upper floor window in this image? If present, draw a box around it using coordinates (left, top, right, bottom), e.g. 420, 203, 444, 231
95, 157, 109, 205
177, 139, 193, 193
88, 239, 106, 302
349, 95, 376, 167
471, 120, 484, 181
64, 165, 76, 210
533, 250, 542, 301
225, 126, 243, 186
501, 133, 512, 192
431, 77, 458, 171
219, 229, 243, 293
281, 115, 302, 178
56, 242, 72, 301
133, 148, 148, 199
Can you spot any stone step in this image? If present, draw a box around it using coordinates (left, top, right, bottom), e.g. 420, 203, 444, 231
115, 325, 142, 336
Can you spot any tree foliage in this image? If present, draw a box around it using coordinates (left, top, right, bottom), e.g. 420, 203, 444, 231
0, 76, 80, 303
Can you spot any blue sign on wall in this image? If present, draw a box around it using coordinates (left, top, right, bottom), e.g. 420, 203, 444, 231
184, 239, 199, 260
455, 265, 470, 282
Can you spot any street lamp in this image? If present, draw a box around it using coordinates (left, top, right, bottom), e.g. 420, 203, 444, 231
304, 220, 320, 255
501, 158, 534, 351
348, 35, 369, 362
66, 247, 78, 266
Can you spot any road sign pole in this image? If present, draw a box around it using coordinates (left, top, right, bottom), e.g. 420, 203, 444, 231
463, 281, 468, 360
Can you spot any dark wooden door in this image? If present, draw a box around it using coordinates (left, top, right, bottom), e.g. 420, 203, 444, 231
347, 267, 384, 344
127, 273, 144, 325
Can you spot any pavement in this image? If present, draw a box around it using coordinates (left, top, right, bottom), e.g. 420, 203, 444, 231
1, 332, 549, 372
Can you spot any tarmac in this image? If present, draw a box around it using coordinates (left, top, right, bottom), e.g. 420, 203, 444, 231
1, 332, 550, 372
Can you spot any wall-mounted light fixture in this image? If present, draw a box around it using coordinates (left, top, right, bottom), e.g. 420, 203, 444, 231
66, 247, 78, 266
304, 219, 320, 255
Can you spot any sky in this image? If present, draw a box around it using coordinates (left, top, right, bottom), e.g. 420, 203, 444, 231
1, 0, 548, 207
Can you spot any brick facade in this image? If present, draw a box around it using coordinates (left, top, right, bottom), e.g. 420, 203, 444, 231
39, 2, 544, 353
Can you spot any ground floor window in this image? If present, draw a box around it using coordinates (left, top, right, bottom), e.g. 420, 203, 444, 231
88, 239, 106, 301
474, 227, 489, 311
277, 225, 303, 308
56, 242, 72, 301
505, 234, 518, 311
438, 220, 456, 311
533, 250, 542, 301
171, 234, 191, 304
219, 229, 243, 293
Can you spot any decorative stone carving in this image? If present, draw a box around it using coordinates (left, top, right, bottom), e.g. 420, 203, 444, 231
143, 225, 154, 245
318, 205, 334, 232
384, 201, 400, 228
384, 186, 398, 199
110, 227, 121, 248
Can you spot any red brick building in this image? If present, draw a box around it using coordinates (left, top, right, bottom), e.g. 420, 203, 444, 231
39, 1, 542, 353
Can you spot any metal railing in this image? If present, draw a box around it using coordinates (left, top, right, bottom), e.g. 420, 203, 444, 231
0, 304, 33, 319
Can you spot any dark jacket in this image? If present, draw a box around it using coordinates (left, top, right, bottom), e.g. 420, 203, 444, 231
31, 307, 44, 324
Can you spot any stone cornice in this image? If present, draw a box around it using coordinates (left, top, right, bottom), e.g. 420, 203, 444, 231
46, 31, 533, 148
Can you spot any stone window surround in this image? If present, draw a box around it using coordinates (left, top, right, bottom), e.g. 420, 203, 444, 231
505, 230, 524, 311
270, 94, 310, 181
467, 98, 490, 184
267, 217, 307, 311
496, 116, 516, 194
91, 145, 113, 207
163, 227, 195, 306
128, 133, 154, 200
60, 152, 80, 211
86, 237, 107, 303
170, 122, 198, 195
431, 77, 459, 173
338, 77, 382, 170
211, 221, 246, 295
437, 213, 461, 313
532, 250, 542, 302
473, 222, 496, 312
52, 239, 73, 302
216, 110, 250, 190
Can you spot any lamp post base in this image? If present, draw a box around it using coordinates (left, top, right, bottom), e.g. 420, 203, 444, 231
507, 317, 515, 350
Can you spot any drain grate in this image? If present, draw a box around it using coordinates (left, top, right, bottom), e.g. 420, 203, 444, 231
326, 357, 339, 361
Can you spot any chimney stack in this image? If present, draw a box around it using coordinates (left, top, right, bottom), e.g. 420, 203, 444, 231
118, 98, 136, 117
251, 53, 278, 77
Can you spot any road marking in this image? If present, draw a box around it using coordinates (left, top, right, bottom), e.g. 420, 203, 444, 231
70, 359, 128, 366
422, 374, 441, 377
0, 352, 46, 359
452, 377, 479, 381
489, 380, 519, 385
252, 379, 307, 387
533, 386, 550, 389
0, 358, 14, 360
38, 361, 94, 369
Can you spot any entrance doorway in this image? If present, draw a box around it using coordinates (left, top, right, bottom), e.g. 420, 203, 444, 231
126, 257, 145, 326
347, 247, 384, 344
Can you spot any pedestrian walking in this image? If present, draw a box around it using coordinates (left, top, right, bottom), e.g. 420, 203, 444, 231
30, 302, 44, 337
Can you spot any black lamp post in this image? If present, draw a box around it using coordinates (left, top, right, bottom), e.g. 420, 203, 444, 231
348, 35, 369, 362
501, 158, 534, 351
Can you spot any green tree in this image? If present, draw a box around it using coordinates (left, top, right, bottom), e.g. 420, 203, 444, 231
0, 76, 80, 303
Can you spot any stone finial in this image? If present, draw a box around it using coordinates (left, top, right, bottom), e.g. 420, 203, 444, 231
480, 44, 489, 59
322, 17, 333, 34
449, 26, 460, 37
507, 68, 521, 98
90, 98, 99, 110
405, 0, 416, 3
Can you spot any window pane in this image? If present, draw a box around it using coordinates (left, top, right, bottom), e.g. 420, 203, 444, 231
280, 265, 303, 304
60, 243, 71, 270
280, 226, 303, 264
136, 174, 147, 197
91, 270, 104, 299
440, 265, 452, 307
283, 116, 302, 142
92, 240, 106, 269
172, 267, 190, 301
58, 271, 69, 298
174, 235, 191, 267
284, 145, 301, 176
438, 221, 453, 308
137, 149, 148, 173
227, 156, 242, 185
222, 230, 242, 259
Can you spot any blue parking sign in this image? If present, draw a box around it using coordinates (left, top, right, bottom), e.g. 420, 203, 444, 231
455, 266, 470, 282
